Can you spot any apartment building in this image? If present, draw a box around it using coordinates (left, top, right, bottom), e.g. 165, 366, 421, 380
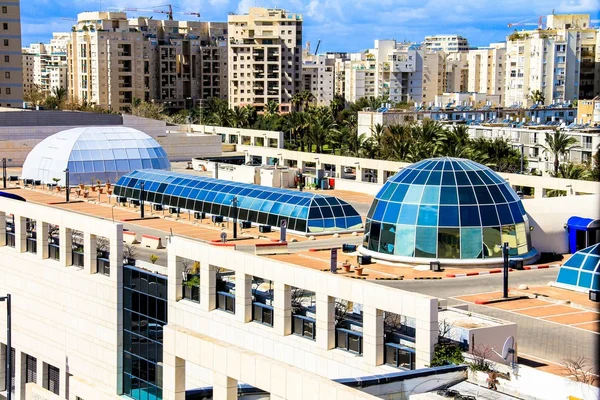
445, 52, 468, 93
22, 33, 70, 96
423, 35, 469, 53
577, 96, 600, 124
341, 40, 445, 105
302, 52, 340, 106
467, 42, 506, 103
504, 13, 600, 107
227, 7, 303, 112
0, 0, 23, 107
68, 12, 227, 112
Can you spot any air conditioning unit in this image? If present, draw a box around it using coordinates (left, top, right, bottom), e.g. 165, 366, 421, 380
169, 207, 177, 214
212, 215, 224, 223
258, 225, 271, 233
357, 255, 371, 265
589, 290, 599, 302
153, 204, 163, 211
240, 221, 252, 229
342, 244, 357, 253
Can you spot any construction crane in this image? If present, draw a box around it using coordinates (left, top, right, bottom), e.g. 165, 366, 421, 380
314, 39, 321, 55
508, 16, 544, 29
108, 4, 200, 20
61, 17, 76, 21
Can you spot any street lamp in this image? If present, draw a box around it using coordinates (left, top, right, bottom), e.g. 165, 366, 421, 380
2, 158, 6, 189
232, 196, 238, 239
139, 181, 145, 219
64, 168, 70, 203
0, 294, 11, 400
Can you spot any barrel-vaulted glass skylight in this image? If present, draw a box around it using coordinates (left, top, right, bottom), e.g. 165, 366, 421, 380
362, 157, 535, 262
556, 244, 600, 291
113, 170, 363, 234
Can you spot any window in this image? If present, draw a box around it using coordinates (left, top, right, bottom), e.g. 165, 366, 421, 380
47, 365, 60, 395
26, 355, 37, 383
4, 55, 8, 62
2, 6, 7, 13
3, 39, 8, 46
5, 71, 10, 79
2, 23, 7, 30
6, 88, 10, 95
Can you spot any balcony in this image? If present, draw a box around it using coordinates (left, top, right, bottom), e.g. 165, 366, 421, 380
26, 236, 37, 254
183, 273, 200, 302
292, 314, 316, 340
216, 291, 235, 313
48, 241, 60, 261
5, 230, 15, 247
98, 254, 110, 276
336, 326, 363, 355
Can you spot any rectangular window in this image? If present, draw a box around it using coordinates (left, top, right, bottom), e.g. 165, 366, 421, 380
3, 39, 8, 46
26, 355, 37, 383
1, 6, 7, 13
6, 88, 10, 95
4, 55, 8, 62
47, 365, 60, 395
2, 23, 7, 30
4, 71, 8, 79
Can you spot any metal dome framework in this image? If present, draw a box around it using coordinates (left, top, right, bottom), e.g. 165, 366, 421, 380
361, 157, 536, 264
21, 127, 170, 185
555, 244, 600, 292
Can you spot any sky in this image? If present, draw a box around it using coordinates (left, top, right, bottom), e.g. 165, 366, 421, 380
21, 0, 600, 52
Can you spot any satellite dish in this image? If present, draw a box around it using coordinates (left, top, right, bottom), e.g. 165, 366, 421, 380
502, 336, 515, 359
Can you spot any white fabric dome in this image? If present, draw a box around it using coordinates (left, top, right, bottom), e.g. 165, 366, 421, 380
21, 126, 170, 185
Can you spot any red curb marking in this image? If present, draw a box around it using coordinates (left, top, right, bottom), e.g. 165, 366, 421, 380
123, 231, 136, 235
255, 242, 287, 247
210, 242, 235, 247
142, 234, 160, 240
474, 300, 489, 305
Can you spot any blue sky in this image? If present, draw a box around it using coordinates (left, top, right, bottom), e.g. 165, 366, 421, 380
21, 0, 600, 51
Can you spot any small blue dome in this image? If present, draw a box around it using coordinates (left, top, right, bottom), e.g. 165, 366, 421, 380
363, 157, 533, 261
22, 126, 170, 185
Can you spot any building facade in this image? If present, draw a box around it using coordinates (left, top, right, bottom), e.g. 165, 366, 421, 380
227, 8, 303, 112
423, 35, 469, 53
68, 12, 227, 112
22, 33, 70, 96
467, 43, 506, 102
302, 52, 340, 106
0, 0, 23, 107
504, 14, 600, 107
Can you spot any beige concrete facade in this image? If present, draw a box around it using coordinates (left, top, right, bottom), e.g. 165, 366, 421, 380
504, 13, 600, 107
0, 196, 123, 400
68, 12, 227, 112
467, 43, 506, 102
163, 235, 438, 399
22, 34, 70, 96
227, 8, 303, 112
424, 35, 469, 53
301, 53, 338, 106
577, 96, 600, 124
0, 0, 23, 107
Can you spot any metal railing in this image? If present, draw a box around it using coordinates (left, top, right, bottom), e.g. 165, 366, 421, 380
384, 343, 415, 370
292, 314, 316, 340
252, 302, 273, 326
26, 237, 37, 254
97, 256, 110, 276
48, 243, 60, 261
72, 250, 84, 267
216, 291, 235, 313
335, 327, 363, 355
5, 231, 15, 247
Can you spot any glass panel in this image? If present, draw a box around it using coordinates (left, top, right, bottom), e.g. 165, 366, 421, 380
398, 204, 418, 225
403, 185, 424, 203
394, 225, 415, 257
440, 186, 458, 205
417, 205, 438, 226
502, 225, 518, 255
556, 268, 579, 286
458, 186, 477, 205
460, 206, 481, 227
379, 223, 396, 255
348, 334, 361, 353
421, 185, 440, 205
438, 206, 459, 227
473, 186, 494, 205
482, 227, 502, 257
426, 171, 442, 185
461, 227, 483, 258
438, 228, 460, 259
385, 345, 397, 366
454, 171, 470, 186
415, 227, 437, 258
441, 171, 456, 186
479, 205, 500, 227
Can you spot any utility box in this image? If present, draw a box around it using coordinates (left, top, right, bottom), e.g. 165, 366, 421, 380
153, 204, 163, 211
240, 221, 252, 229
590, 290, 599, 302
430, 261, 441, 272
357, 255, 371, 265
509, 259, 524, 270
194, 212, 205, 220
342, 244, 357, 253
212, 215, 224, 223
259, 225, 271, 233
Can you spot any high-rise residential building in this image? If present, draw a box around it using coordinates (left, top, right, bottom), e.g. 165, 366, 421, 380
22, 33, 70, 96
0, 0, 23, 107
424, 35, 469, 53
68, 11, 227, 112
341, 40, 445, 105
227, 7, 303, 112
302, 51, 345, 106
504, 13, 600, 107
444, 52, 468, 93
467, 42, 506, 103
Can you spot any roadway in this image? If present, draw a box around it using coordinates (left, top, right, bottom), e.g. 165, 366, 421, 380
376, 269, 599, 371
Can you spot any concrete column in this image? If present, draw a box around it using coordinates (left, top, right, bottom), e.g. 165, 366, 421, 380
534, 187, 544, 198
41, 363, 49, 392
58, 363, 67, 398
168, 253, 184, 304
200, 264, 217, 312
109, 225, 123, 281
14, 349, 24, 400
377, 169, 385, 185
261, 155, 268, 165
335, 164, 343, 179
213, 372, 237, 400
415, 298, 438, 369
162, 352, 185, 400
37, 221, 49, 259
316, 293, 335, 350
273, 281, 291, 336
83, 232, 97, 274
362, 306, 384, 366
14, 215, 26, 253
0, 211, 5, 247
59, 226, 72, 267
235, 271, 252, 322
36, 357, 44, 389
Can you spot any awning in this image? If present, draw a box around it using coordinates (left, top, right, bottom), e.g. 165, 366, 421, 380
567, 216, 600, 230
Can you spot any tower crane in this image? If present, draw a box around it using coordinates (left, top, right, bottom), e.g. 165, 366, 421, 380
108, 4, 200, 20
508, 16, 544, 29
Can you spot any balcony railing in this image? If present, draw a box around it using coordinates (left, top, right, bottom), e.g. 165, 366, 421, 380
216, 291, 235, 313
336, 327, 363, 355
48, 243, 60, 261
5, 231, 15, 247
252, 302, 273, 326
292, 314, 316, 340
72, 250, 84, 268
98, 255, 110, 276
384, 343, 415, 370
183, 274, 200, 302
26, 237, 37, 254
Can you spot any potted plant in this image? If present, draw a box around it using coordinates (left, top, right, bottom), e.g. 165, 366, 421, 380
52, 177, 61, 192
78, 182, 85, 190
355, 265, 364, 276
341, 259, 351, 273
83, 187, 89, 198
149, 254, 159, 264
105, 180, 111, 190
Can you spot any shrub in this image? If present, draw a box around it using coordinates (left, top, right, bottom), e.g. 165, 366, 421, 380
430, 342, 465, 367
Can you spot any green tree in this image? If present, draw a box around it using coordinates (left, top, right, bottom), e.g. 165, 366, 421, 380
430, 342, 465, 367
370, 123, 385, 158
528, 89, 545, 105
541, 129, 580, 176
553, 162, 591, 180
130, 100, 166, 120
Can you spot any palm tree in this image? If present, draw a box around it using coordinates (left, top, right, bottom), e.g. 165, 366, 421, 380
284, 111, 308, 151
541, 129, 580, 176
229, 106, 249, 128
264, 100, 280, 117
306, 107, 336, 153
346, 132, 370, 157
528, 89, 545, 105
553, 162, 591, 180
382, 124, 411, 161
370, 123, 385, 158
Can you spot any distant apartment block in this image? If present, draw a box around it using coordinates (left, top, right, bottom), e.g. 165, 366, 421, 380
68, 11, 227, 112
302, 52, 344, 106
22, 33, 70, 96
467, 42, 506, 102
227, 7, 303, 112
341, 40, 445, 105
0, 0, 23, 107
504, 13, 600, 107
424, 34, 469, 53
444, 52, 468, 93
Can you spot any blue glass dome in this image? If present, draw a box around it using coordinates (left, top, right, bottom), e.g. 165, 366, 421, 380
362, 157, 534, 262
556, 244, 600, 291
22, 127, 170, 185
